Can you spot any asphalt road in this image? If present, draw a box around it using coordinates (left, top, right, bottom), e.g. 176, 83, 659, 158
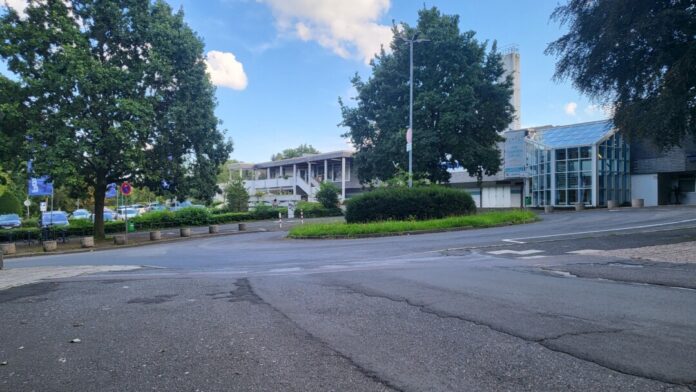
1, 207, 696, 391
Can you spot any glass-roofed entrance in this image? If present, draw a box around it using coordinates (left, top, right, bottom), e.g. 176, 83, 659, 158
525, 120, 630, 208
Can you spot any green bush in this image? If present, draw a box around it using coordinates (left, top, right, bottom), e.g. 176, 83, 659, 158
316, 182, 339, 209
345, 186, 476, 223
173, 207, 212, 226
132, 210, 176, 229
22, 218, 38, 227
296, 201, 342, 218
252, 205, 287, 220
0, 192, 21, 214
225, 178, 249, 212
209, 212, 254, 224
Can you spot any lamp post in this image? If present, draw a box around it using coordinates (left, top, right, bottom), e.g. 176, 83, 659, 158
400, 33, 429, 188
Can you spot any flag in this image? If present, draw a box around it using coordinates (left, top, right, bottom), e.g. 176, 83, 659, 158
106, 183, 117, 198
28, 176, 53, 196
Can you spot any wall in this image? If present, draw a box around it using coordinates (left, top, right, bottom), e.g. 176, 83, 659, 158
630, 174, 658, 207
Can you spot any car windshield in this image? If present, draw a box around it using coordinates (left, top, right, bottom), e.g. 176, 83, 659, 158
0, 214, 19, 222
43, 213, 68, 223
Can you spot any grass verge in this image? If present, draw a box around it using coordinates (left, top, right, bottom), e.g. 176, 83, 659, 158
288, 210, 538, 238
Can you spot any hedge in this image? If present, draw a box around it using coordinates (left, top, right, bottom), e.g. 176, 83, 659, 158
345, 186, 476, 223
296, 201, 342, 218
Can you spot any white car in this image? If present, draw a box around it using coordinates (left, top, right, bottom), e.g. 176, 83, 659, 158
116, 208, 139, 220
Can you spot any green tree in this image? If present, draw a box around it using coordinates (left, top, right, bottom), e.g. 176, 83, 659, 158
0, 192, 21, 214
546, 0, 696, 149
271, 144, 320, 161
316, 182, 339, 209
225, 178, 249, 212
340, 7, 514, 184
0, 1, 232, 238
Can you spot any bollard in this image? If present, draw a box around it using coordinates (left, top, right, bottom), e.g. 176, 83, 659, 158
607, 200, 619, 209
113, 235, 127, 245
544, 205, 553, 214
1, 243, 16, 255
238, 223, 246, 231
574, 202, 585, 211
80, 236, 94, 248
180, 228, 191, 237
43, 240, 57, 252
150, 231, 161, 241
0, 250, 3, 270
631, 198, 644, 208
209, 225, 219, 234
278, 212, 282, 229
300, 210, 304, 224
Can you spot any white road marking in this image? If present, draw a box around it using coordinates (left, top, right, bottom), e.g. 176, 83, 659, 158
519, 255, 548, 259
268, 267, 302, 273
505, 218, 696, 243
502, 239, 526, 244
567, 249, 604, 255
488, 249, 544, 255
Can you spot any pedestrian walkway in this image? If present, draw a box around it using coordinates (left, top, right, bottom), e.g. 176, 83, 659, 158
0, 265, 140, 290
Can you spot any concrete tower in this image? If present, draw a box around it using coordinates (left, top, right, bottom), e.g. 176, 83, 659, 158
501, 47, 521, 130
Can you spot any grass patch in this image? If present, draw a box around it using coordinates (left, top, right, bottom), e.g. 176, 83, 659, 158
288, 210, 538, 238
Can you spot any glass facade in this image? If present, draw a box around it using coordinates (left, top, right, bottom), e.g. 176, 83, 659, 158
525, 121, 630, 207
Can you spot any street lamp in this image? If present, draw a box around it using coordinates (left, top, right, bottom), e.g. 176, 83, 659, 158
399, 32, 429, 188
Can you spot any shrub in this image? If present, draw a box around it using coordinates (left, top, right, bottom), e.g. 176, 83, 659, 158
316, 182, 339, 209
0, 192, 21, 214
296, 201, 342, 218
225, 178, 249, 212
252, 205, 287, 220
345, 186, 476, 223
174, 207, 212, 226
131, 210, 176, 229
22, 218, 38, 227
209, 212, 254, 224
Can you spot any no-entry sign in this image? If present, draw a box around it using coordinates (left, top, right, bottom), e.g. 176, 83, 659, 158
120, 182, 133, 196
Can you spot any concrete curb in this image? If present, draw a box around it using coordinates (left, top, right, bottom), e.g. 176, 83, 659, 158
4, 228, 266, 260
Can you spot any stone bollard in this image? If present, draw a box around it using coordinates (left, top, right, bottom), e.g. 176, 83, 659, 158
43, 240, 57, 252
544, 205, 553, 214
209, 225, 219, 234
607, 200, 619, 210
180, 228, 191, 237
238, 223, 246, 231
1, 243, 16, 255
80, 236, 94, 248
574, 202, 585, 211
113, 235, 127, 245
632, 198, 644, 208
150, 231, 161, 241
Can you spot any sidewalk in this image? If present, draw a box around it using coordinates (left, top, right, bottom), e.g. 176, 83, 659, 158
0, 265, 141, 290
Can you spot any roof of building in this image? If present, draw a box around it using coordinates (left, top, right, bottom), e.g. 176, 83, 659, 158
528, 120, 614, 149
253, 150, 354, 169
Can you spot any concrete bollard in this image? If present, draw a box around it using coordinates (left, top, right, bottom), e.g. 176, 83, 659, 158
80, 236, 94, 248
238, 223, 246, 231
43, 240, 57, 252
1, 243, 16, 255
0, 251, 3, 270
209, 225, 219, 234
632, 198, 644, 208
574, 202, 585, 211
150, 231, 161, 241
113, 235, 127, 245
180, 228, 191, 237
544, 205, 553, 214
607, 200, 619, 209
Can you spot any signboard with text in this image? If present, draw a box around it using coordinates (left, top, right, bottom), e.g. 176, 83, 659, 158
503, 130, 527, 178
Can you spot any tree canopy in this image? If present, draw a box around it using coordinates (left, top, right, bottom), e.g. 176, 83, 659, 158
340, 7, 514, 184
546, 0, 696, 149
0, 0, 232, 237
271, 144, 320, 161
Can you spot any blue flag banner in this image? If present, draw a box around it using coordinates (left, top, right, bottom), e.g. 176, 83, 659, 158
106, 183, 118, 198
28, 176, 53, 196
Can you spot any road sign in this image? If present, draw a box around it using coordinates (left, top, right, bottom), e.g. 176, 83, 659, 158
40, 201, 47, 212
23, 199, 31, 207
406, 142, 412, 152
406, 127, 412, 144
120, 182, 132, 196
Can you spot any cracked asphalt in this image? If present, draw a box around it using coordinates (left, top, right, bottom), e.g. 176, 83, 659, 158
1, 207, 696, 391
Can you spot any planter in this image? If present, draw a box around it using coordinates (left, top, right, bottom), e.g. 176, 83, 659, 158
150, 231, 161, 241
209, 225, 219, 234
80, 236, 94, 248
543, 205, 553, 214
632, 198, 645, 208
113, 235, 127, 245
1, 243, 16, 255
607, 200, 619, 209
43, 240, 57, 252
574, 202, 585, 211
238, 223, 247, 231
180, 228, 191, 237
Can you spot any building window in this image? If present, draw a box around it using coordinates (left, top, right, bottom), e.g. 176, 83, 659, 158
679, 175, 696, 192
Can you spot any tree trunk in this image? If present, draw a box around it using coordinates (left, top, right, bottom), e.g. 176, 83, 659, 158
93, 181, 106, 240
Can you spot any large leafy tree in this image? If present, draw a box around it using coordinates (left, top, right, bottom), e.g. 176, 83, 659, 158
271, 144, 320, 161
546, 0, 696, 149
340, 7, 514, 184
0, 0, 232, 238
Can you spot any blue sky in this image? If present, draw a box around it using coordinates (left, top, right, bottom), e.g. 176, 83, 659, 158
3, 0, 609, 163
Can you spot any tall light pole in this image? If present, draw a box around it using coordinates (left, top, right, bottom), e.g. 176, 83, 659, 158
401, 33, 429, 188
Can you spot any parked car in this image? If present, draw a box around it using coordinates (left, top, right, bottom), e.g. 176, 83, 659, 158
0, 213, 22, 229
116, 207, 139, 220
70, 209, 92, 220
92, 208, 116, 222
40, 211, 70, 228
129, 204, 147, 215
146, 202, 166, 212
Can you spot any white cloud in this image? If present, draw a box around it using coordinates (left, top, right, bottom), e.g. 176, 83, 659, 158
564, 102, 578, 116
585, 103, 613, 117
258, 0, 393, 64
204, 50, 248, 91
3, 0, 28, 15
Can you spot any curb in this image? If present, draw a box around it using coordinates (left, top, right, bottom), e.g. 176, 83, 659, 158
4, 228, 266, 260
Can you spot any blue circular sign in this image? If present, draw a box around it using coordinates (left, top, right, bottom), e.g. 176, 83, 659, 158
120, 182, 132, 196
